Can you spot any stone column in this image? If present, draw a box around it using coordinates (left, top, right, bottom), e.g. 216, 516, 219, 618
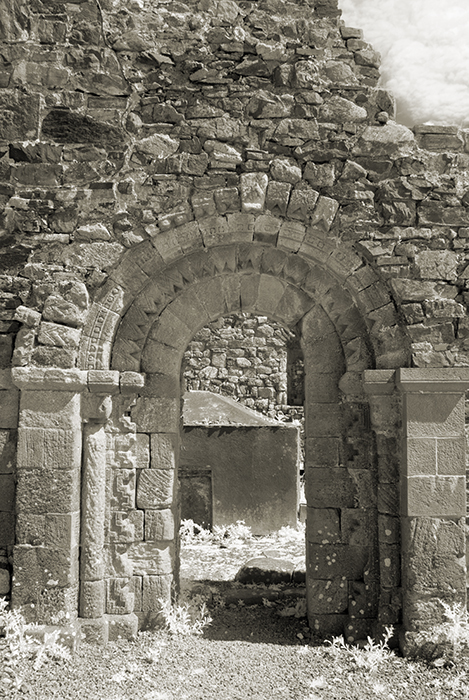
11, 368, 86, 630
396, 368, 469, 655
79, 371, 118, 643
363, 370, 402, 637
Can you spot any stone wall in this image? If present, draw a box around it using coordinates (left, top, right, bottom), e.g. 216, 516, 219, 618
182, 313, 304, 423
0, 0, 468, 650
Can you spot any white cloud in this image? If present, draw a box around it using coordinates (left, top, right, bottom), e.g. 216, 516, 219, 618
338, 0, 469, 126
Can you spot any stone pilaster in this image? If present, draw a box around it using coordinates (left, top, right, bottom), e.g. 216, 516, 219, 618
12, 368, 86, 625
396, 368, 469, 655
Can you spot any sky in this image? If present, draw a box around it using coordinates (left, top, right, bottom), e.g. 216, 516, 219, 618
338, 0, 469, 127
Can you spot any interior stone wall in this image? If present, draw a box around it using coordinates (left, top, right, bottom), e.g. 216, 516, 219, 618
0, 0, 468, 650
182, 313, 304, 423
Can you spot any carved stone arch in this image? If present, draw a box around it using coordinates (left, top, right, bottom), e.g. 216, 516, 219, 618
79, 234, 409, 373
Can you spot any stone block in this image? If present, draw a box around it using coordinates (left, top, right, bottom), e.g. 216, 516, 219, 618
19, 391, 81, 430
110, 511, 144, 543
404, 393, 464, 439
404, 437, 436, 476
131, 398, 179, 433
378, 515, 400, 545
307, 578, 348, 614
308, 613, 347, 638
307, 543, 369, 580
0, 429, 15, 473
287, 187, 320, 221
80, 580, 105, 619
107, 613, 138, 641
142, 574, 172, 612
0, 474, 15, 512
265, 180, 291, 217
0, 390, 19, 429
79, 618, 109, 645
137, 469, 174, 509
376, 435, 399, 483
13, 544, 78, 591
110, 470, 136, 510
37, 322, 81, 350
403, 476, 466, 517
306, 542, 370, 581
150, 433, 178, 470
17, 427, 81, 470
0, 512, 14, 546
305, 404, 342, 437
46, 513, 80, 550
253, 214, 282, 244
402, 517, 466, 593
149, 310, 193, 350
378, 483, 399, 516
305, 437, 341, 467
436, 437, 465, 476
129, 542, 173, 576
341, 509, 373, 546
16, 467, 80, 514
240, 172, 268, 212
307, 508, 341, 544
106, 578, 135, 614
12, 578, 79, 625
380, 545, 401, 588
277, 220, 306, 252
104, 544, 133, 579
306, 467, 357, 508
141, 340, 182, 375
144, 509, 175, 541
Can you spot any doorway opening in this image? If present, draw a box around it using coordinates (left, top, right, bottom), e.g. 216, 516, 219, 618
178, 312, 308, 639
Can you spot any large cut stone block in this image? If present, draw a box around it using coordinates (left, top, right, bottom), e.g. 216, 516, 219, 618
17, 427, 81, 470
402, 516, 466, 593
144, 509, 175, 541
307, 577, 348, 614
403, 476, 466, 517
142, 574, 172, 611
109, 469, 136, 510
307, 508, 340, 544
106, 578, 135, 614
129, 542, 173, 576
436, 437, 465, 476
106, 613, 138, 641
16, 468, 80, 514
150, 433, 178, 470
403, 393, 464, 439
13, 544, 79, 590
104, 544, 133, 579
341, 509, 374, 546
305, 404, 342, 437
19, 391, 81, 430
131, 398, 179, 433
307, 543, 369, 580
404, 438, 436, 476
305, 437, 341, 467
0, 390, 19, 429
137, 469, 174, 509
110, 511, 144, 543
305, 467, 357, 508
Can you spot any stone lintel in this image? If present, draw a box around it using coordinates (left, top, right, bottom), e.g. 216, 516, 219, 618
11, 367, 145, 394
396, 367, 469, 393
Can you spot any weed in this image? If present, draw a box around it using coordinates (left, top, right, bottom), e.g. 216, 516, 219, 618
325, 626, 394, 673
158, 597, 212, 636
0, 597, 71, 693
415, 600, 469, 664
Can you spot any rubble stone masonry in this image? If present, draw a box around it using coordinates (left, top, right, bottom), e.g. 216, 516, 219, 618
0, 0, 469, 652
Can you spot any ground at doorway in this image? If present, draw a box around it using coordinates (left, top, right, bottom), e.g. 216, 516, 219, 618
5, 604, 469, 700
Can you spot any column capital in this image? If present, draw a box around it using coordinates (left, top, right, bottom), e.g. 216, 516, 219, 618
396, 367, 469, 393
11, 367, 145, 394
363, 369, 395, 395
